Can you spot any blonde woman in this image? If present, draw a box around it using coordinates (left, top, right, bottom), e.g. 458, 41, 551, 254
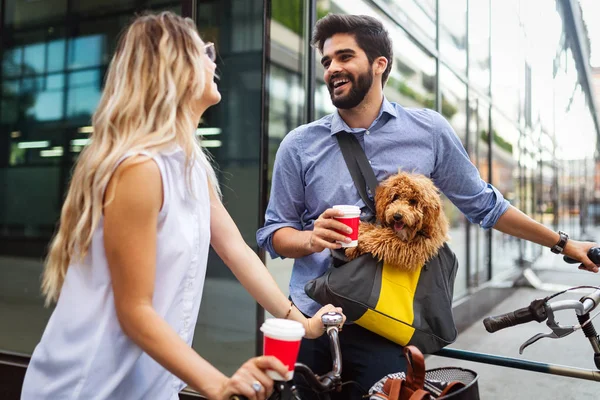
21, 12, 342, 400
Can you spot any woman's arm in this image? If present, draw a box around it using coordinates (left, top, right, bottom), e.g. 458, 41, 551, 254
103, 157, 287, 400
208, 185, 342, 338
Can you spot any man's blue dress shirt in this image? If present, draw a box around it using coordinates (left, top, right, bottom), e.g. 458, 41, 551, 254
257, 98, 509, 316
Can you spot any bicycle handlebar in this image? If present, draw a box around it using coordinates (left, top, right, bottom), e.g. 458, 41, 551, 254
483, 307, 534, 333
483, 299, 547, 333
483, 289, 600, 334
563, 247, 600, 264
483, 246, 600, 361
229, 311, 344, 400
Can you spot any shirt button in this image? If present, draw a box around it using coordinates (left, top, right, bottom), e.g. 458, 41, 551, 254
369, 160, 372, 164
366, 130, 370, 135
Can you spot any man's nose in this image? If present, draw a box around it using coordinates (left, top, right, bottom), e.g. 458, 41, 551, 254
328, 60, 343, 75
326, 66, 341, 85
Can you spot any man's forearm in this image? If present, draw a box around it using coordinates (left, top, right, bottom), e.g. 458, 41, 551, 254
493, 205, 560, 248
273, 227, 314, 258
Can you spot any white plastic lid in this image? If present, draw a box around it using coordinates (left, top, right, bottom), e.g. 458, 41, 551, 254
333, 205, 361, 217
261, 318, 305, 341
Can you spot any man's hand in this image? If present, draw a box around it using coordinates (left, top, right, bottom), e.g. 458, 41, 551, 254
562, 240, 599, 273
307, 208, 354, 253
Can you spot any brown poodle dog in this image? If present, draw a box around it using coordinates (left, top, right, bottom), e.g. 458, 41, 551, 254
345, 171, 449, 271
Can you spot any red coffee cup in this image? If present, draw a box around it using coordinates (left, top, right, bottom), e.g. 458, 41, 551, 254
333, 205, 361, 247
260, 319, 305, 381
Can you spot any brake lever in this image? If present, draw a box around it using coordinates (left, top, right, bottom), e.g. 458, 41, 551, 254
519, 304, 576, 354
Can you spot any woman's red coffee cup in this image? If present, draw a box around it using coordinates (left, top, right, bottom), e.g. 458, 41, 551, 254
333, 205, 361, 247
260, 319, 305, 381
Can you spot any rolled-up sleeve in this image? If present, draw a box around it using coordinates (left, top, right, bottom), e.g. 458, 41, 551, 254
257, 131, 306, 258
429, 111, 509, 229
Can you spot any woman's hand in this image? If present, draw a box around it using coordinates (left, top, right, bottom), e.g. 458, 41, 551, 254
303, 304, 346, 339
216, 356, 288, 400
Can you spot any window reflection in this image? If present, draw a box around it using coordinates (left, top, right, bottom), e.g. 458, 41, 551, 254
48, 40, 67, 72
555, 85, 596, 237
440, 66, 466, 141
384, 39, 436, 109
468, 96, 490, 283
67, 70, 102, 119
490, 0, 524, 121
439, 66, 467, 297
2, 33, 106, 126
521, 1, 562, 136
33, 74, 64, 121
23, 43, 46, 74
376, 0, 436, 47
3, 0, 67, 29
1, 80, 21, 124
68, 35, 105, 69
2, 48, 24, 77
439, 0, 467, 72
265, 0, 308, 325
315, 82, 336, 119
468, 0, 490, 93
491, 108, 520, 275
268, 64, 304, 182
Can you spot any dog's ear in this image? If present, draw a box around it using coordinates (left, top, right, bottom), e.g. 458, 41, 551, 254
420, 198, 442, 237
374, 182, 392, 223
429, 198, 440, 213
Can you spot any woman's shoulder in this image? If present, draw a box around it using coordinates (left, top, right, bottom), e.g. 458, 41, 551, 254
106, 156, 163, 212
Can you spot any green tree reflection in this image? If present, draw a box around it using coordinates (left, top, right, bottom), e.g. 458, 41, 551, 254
272, 0, 328, 35
480, 129, 513, 154
1, 61, 40, 122
387, 76, 457, 119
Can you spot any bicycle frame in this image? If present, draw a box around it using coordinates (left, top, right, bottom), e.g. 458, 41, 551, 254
434, 348, 600, 382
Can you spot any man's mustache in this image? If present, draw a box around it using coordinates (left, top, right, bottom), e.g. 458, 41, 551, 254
328, 73, 354, 90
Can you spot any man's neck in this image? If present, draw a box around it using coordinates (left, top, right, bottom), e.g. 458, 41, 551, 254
338, 91, 384, 130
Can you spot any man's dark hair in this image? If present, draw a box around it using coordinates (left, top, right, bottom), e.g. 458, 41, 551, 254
311, 14, 393, 87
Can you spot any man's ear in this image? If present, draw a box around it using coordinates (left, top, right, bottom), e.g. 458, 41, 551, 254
373, 56, 388, 76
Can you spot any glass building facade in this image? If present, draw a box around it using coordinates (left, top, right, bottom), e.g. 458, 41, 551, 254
1, 0, 599, 396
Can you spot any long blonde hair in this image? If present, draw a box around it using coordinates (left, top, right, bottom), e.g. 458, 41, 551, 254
42, 12, 220, 305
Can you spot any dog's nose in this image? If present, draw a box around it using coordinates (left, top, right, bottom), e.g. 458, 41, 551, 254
393, 213, 402, 221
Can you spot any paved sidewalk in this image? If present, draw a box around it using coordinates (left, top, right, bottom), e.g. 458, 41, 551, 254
425, 227, 600, 400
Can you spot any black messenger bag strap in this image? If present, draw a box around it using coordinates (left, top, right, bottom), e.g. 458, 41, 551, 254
335, 132, 379, 214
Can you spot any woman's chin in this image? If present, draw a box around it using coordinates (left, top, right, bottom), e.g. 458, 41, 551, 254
209, 84, 221, 104
210, 91, 222, 105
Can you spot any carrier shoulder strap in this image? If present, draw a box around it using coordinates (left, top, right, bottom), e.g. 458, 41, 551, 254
335, 132, 379, 214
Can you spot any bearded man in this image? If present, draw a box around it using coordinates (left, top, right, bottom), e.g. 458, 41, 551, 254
257, 14, 598, 400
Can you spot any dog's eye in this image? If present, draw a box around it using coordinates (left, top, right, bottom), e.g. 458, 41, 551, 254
392, 194, 400, 202
409, 199, 418, 206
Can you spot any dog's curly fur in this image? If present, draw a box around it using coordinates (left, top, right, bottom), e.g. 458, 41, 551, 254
345, 171, 449, 271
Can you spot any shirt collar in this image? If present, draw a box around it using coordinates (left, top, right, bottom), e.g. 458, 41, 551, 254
329, 97, 398, 136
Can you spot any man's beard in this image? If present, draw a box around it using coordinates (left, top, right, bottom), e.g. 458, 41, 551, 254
328, 69, 373, 109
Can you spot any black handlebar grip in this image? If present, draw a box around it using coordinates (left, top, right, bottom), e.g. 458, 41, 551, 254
483, 306, 536, 333
563, 247, 600, 264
